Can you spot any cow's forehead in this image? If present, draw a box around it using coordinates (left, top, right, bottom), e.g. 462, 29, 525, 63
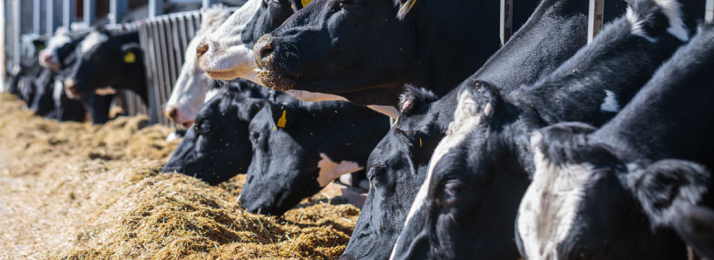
47, 34, 72, 50
517, 146, 595, 259
80, 32, 109, 53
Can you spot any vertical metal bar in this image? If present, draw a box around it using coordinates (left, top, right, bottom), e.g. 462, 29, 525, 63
110, 0, 128, 25
203, 0, 218, 9
707, 0, 713, 23
84, 0, 96, 25
0, 0, 5, 87
588, 0, 604, 43
149, 0, 164, 18
499, 0, 513, 46
46, 0, 59, 34
33, 0, 42, 34
12, 0, 20, 67
62, 0, 76, 30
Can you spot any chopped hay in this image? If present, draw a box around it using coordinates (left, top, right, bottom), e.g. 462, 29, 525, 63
0, 93, 358, 260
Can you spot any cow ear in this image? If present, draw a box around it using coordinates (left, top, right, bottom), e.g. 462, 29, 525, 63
269, 103, 297, 129
398, 84, 438, 116
121, 43, 141, 64
461, 80, 506, 122
634, 159, 710, 227
238, 99, 269, 120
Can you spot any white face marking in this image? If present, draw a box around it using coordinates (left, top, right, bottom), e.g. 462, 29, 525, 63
165, 6, 231, 124
200, 0, 263, 79
316, 153, 363, 187
53, 80, 64, 102
285, 90, 400, 118
600, 90, 619, 113
80, 32, 109, 53
390, 90, 486, 260
39, 27, 72, 68
626, 9, 659, 42
165, 131, 182, 142
285, 89, 349, 102
517, 134, 593, 260
94, 86, 117, 96
403, 89, 484, 233
654, 0, 689, 42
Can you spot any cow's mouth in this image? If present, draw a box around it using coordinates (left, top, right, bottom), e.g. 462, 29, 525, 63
256, 69, 296, 91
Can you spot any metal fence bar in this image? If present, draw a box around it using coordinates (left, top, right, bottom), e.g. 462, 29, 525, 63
62, 0, 75, 29
110, 0, 128, 25
588, 0, 604, 43
149, 0, 164, 18
46, 0, 59, 35
12, 0, 20, 67
500, 0, 513, 46
33, 0, 42, 34
84, 0, 96, 25
707, 0, 713, 23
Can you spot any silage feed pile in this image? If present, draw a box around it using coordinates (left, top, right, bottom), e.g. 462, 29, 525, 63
0, 93, 359, 260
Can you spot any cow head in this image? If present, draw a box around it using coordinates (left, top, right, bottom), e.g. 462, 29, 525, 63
63, 29, 141, 98
341, 85, 442, 259
39, 27, 77, 71
240, 99, 386, 216
253, 0, 420, 106
165, 6, 232, 126
392, 81, 531, 260
163, 86, 268, 185
197, 0, 307, 82
515, 122, 703, 260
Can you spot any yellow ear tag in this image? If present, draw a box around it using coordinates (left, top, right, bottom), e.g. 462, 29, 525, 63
419, 138, 422, 147
277, 110, 287, 128
301, 0, 312, 7
398, 0, 417, 13
124, 51, 136, 63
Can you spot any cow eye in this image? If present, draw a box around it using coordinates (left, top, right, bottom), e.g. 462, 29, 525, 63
367, 165, 383, 186
439, 181, 463, 207
195, 120, 211, 134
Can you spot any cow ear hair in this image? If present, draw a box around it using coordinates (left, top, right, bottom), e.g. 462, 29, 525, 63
633, 159, 710, 227
269, 102, 296, 129
466, 80, 506, 121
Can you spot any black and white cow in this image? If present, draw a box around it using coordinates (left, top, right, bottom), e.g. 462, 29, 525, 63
250, 0, 550, 111
239, 98, 390, 216
164, 6, 232, 126
340, 0, 608, 258
516, 21, 714, 260
52, 81, 88, 122
163, 81, 274, 185
63, 28, 148, 105
196, 0, 310, 83
38, 27, 87, 71
391, 0, 701, 259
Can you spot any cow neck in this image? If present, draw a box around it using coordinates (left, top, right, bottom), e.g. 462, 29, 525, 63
117, 52, 149, 104
409, 0, 501, 98
590, 26, 714, 168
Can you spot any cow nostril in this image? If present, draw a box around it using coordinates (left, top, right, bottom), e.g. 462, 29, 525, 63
258, 43, 274, 61
196, 43, 209, 58
165, 107, 178, 121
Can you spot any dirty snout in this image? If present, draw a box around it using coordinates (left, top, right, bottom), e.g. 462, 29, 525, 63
253, 34, 298, 92
39, 50, 60, 70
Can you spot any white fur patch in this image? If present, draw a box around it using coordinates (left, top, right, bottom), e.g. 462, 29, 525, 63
366, 105, 399, 119
165, 6, 231, 124
200, 0, 263, 79
627, 9, 658, 42
94, 86, 117, 96
655, 0, 689, 41
285, 89, 349, 102
53, 80, 64, 102
404, 89, 484, 228
316, 153, 363, 187
80, 32, 108, 53
41, 27, 72, 66
600, 90, 619, 112
517, 137, 593, 260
